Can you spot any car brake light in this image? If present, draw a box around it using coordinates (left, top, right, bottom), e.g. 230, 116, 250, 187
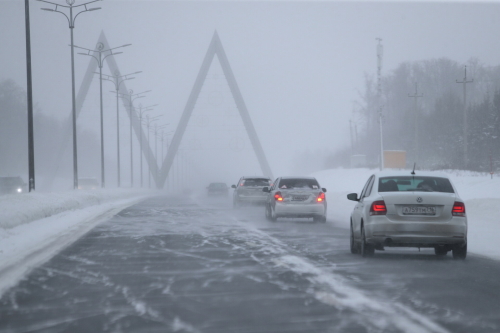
317, 192, 325, 202
370, 200, 387, 215
274, 191, 283, 201
452, 201, 466, 216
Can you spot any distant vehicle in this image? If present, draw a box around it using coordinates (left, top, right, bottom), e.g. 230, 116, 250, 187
263, 177, 327, 222
232, 176, 271, 208
347, 171, 467, 259
78, 178, 99, 190
0, 176, 27, 195
207, 182, 229, 196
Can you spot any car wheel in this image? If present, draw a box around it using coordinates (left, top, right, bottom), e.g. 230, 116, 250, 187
270, 205, 277, 222
313, 215, 326, 223
233, 199, 240, 209
452, 244, 467, 260
265, 204, 273, 221
350, 223, 359, 254
434, 246, 448, 256
360, 225, 374, 257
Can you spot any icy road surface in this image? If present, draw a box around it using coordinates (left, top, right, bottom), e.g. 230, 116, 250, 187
1, 195, 499, 333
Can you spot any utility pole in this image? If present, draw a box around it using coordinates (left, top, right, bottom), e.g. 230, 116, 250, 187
456, 65, 473, 170
25, 0, 35, 192
408, 82, 423, 164
349, 119, 354, 156
376, 38, 384, 170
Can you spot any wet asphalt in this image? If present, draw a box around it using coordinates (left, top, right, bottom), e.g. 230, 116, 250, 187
1, 195, 499, 333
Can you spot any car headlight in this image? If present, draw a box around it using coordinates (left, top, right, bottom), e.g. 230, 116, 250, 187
17, 188, 22, 193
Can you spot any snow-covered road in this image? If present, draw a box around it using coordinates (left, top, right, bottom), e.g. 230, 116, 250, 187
1, 168, 500, 332
2, 194, 500, 333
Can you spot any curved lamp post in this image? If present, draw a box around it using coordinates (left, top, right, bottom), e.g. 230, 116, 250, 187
38, 0, 102, 189
118, 89, 151, 187
75, 42, 130, 188
144, 114, 161, 188
102, 70, 140, 187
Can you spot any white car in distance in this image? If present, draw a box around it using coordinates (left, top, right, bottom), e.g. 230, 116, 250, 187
347, 171, 467, 259
263, 177, 327, 222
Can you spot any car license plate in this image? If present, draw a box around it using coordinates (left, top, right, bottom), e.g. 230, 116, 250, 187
402, 206, 436, 215
292, 195, 309, 201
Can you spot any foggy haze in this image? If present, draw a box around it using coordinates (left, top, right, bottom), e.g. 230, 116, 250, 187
1, 0, 500, 190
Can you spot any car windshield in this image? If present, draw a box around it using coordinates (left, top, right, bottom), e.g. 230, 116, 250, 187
242, 179, 270, 187
278, 178, 320, 189
379, 176, 454, 193
209, 183, 226, 188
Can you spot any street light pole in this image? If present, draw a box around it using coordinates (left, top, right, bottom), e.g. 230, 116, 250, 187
119, 89, 150, 187
25, 0, 35, 192
456, 65, 474, 170
102, 70, 140, 187
153, 123, 167, 186
137, 104, 157, 187
144, 114, 161, 188
38, 0, 102, 190
75, 42, 130, 188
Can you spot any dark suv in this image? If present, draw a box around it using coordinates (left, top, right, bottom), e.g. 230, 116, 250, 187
231, 176, 271, 208
0, 176, 27, 195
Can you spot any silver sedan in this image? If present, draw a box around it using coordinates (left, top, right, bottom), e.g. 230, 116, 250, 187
263, 177, 327, 222
347, 171, 467, 259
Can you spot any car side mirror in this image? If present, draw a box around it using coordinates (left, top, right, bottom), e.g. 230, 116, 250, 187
262, 187, 269, 192
322, 188, 327, 193
231, 185, 236, 189
347, 193, 359, 201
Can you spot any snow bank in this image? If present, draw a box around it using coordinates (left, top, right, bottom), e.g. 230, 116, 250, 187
0, 188, 159, 296
0, 189, 156, 229
312, 168, 500, 260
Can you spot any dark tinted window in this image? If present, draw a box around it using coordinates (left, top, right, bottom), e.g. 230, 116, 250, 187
278, 178, 320, 189
242, 179, 271, 187
379, 176, 454, 193
209, 183, 227, 189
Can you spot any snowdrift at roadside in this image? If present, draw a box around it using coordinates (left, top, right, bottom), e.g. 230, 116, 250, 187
0, 189, 155, 229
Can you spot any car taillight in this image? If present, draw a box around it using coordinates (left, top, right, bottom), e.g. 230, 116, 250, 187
452, 201, 466, 216
370, 200, 387, 215
317, 192, 325, 202
274, 191, 283, 202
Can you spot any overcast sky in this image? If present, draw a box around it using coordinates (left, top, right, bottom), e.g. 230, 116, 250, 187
1, 0, 500, 184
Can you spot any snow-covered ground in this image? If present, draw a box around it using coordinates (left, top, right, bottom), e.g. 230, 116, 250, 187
0, 188, 158, 295
312, 168, 500, 261
1, 168, 499, 296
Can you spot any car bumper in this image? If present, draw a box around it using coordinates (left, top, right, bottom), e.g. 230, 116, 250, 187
275, 202, 326, 217
236, 195, 267, 203
365, 216, 467, 247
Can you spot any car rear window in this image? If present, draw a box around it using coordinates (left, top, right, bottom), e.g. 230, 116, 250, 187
278, 178, 320, 189
378, 176, 454, 193
242, 179, 270, 187
209, 183, 226, 188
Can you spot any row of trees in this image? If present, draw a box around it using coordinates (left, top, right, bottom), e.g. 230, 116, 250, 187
0, 79, 101, 189
327, 58, 500, 172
